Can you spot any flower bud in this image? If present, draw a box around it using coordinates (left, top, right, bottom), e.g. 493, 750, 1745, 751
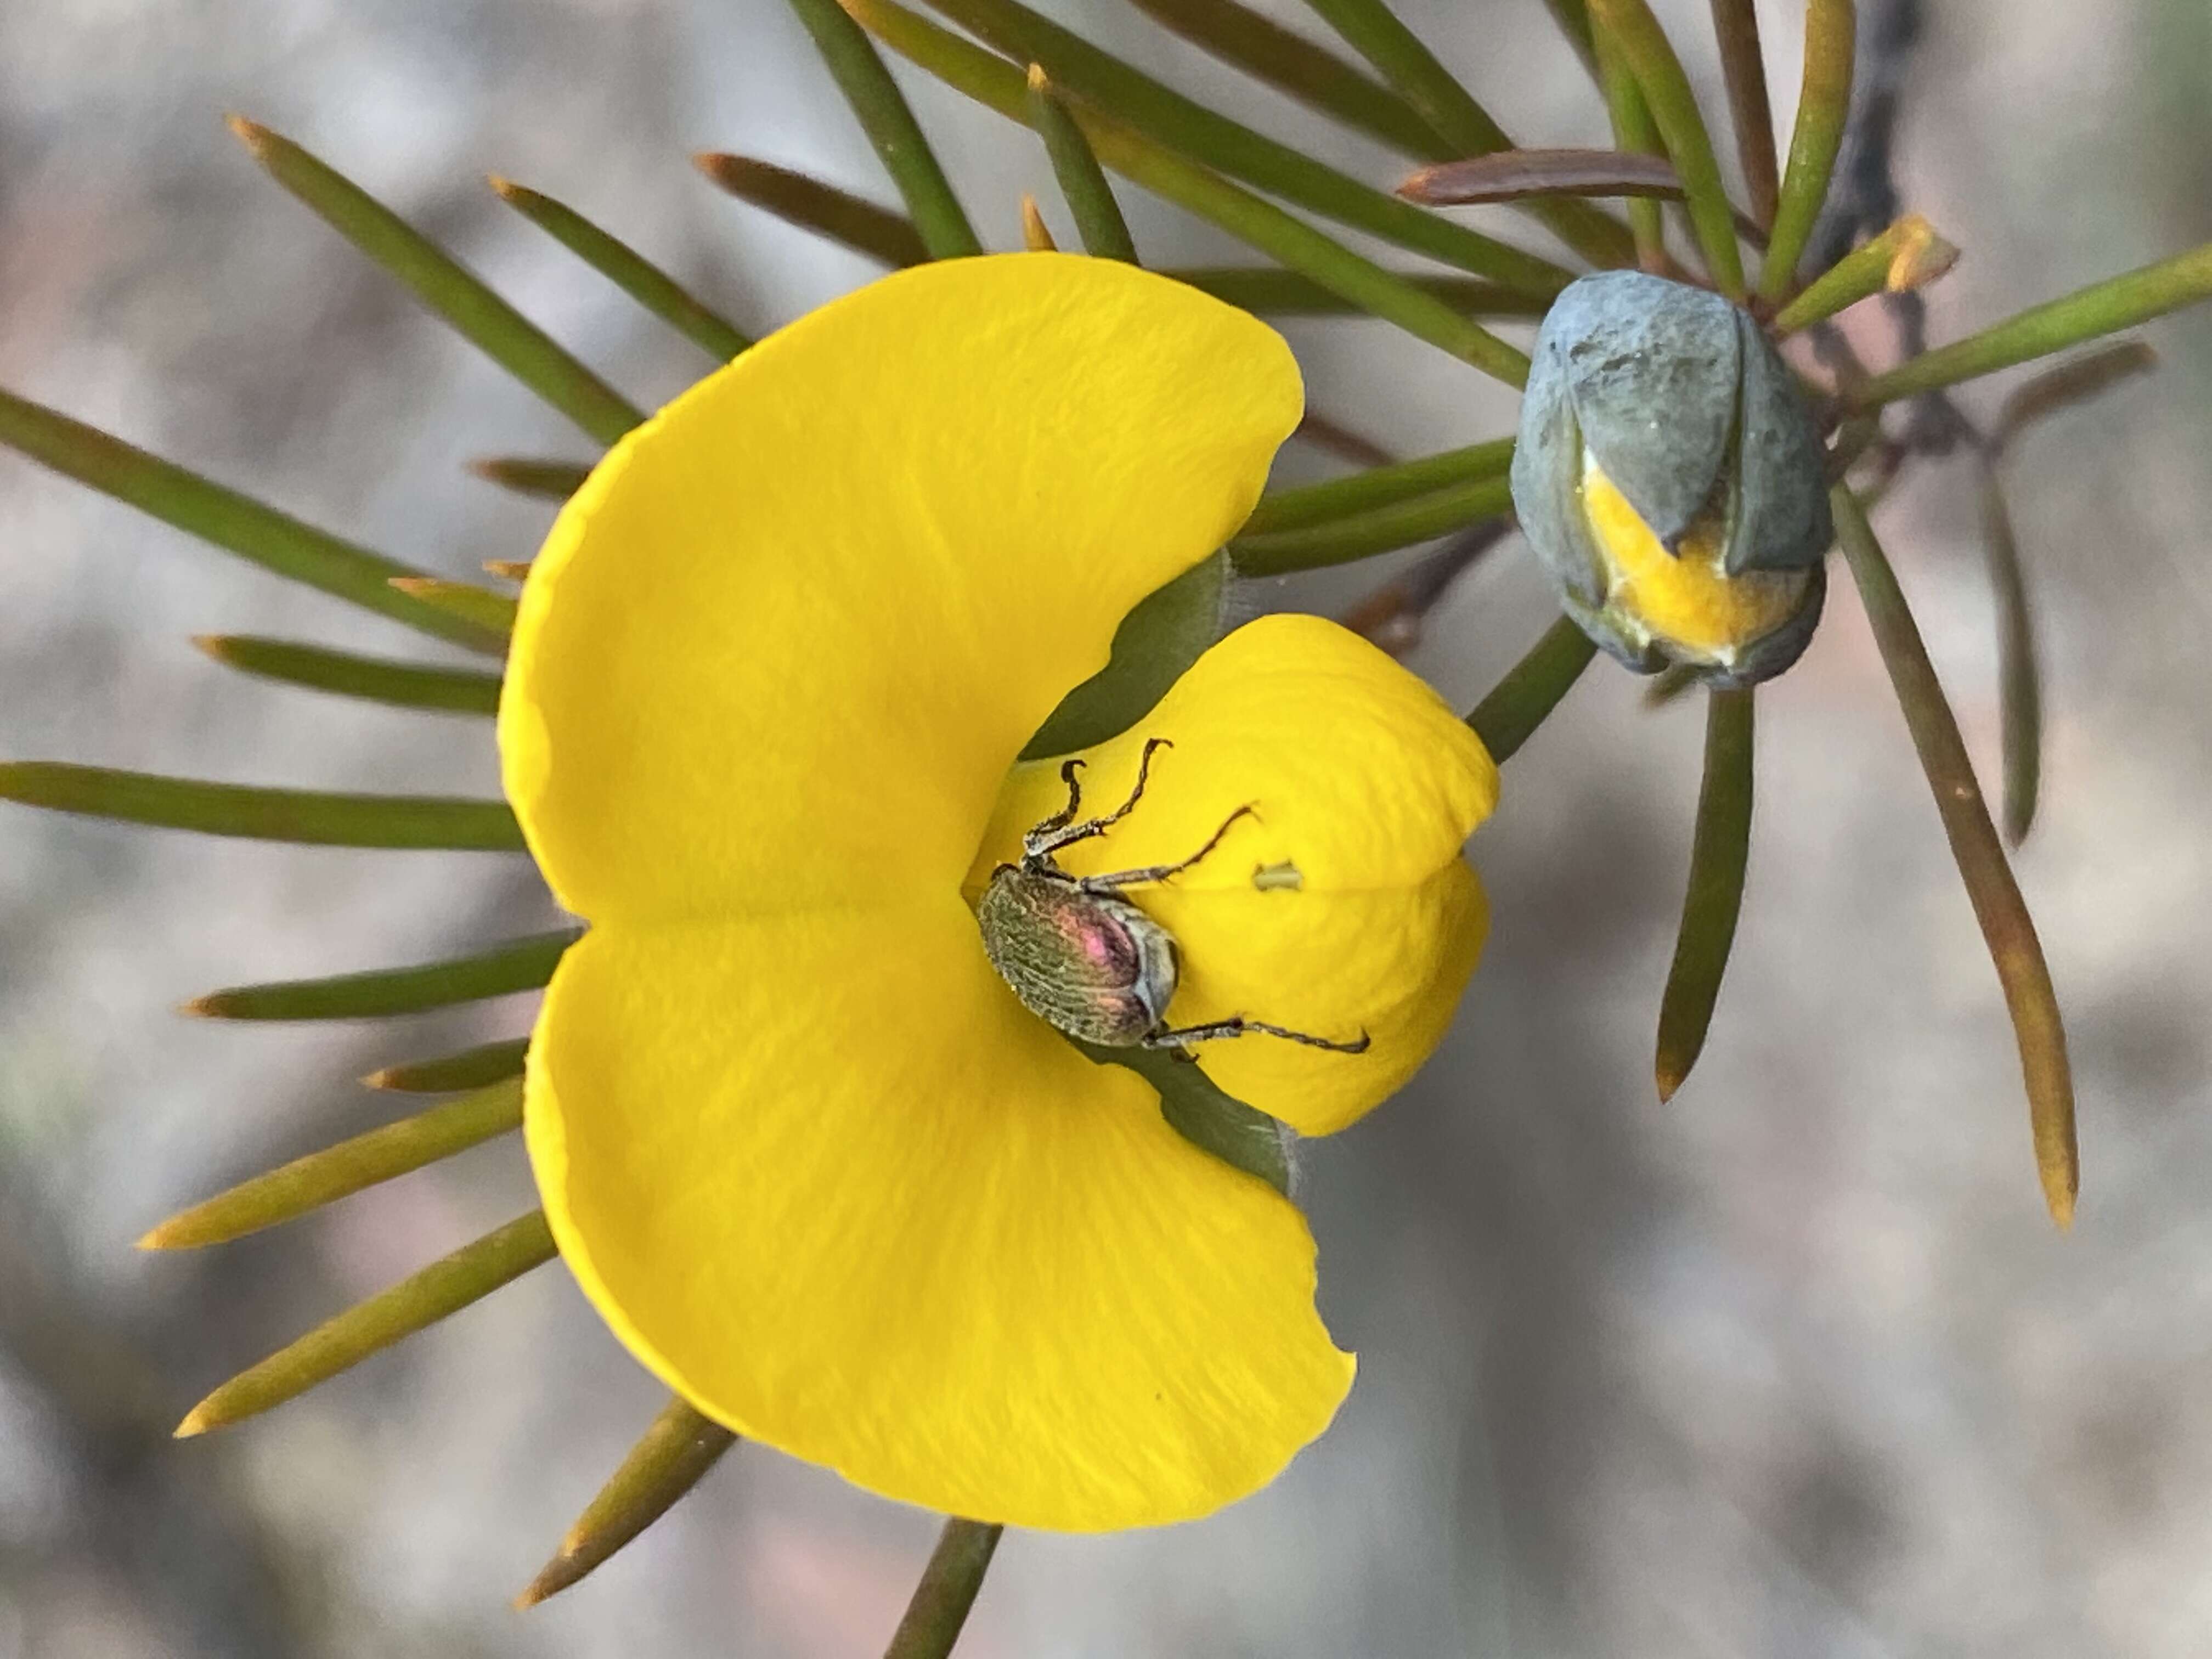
1510, 270, 1832, 687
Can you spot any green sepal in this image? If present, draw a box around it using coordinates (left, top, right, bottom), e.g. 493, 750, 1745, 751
1084, 1041, 1291, 1195
1022, 551, 1226, 759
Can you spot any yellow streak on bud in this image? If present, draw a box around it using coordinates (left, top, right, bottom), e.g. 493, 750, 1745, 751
1581, 459, 1806, 662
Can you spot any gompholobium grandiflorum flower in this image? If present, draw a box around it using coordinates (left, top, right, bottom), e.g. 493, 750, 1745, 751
500, 252, 1499, 1530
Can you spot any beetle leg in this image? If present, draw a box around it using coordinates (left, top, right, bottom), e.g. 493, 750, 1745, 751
1022, 758, 1087, 855
1142, 1016, 1371, 1054
1030, 736, 1171, 857
1079, 803, 1255, 892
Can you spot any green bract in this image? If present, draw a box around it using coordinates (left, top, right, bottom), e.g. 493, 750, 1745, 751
1511, 269, 1832, 687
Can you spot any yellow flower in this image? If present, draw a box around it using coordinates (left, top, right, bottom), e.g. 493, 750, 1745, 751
499, 252, 1498, 1532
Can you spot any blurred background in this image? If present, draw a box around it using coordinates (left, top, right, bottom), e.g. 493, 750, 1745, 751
0, 0, 2208, 1653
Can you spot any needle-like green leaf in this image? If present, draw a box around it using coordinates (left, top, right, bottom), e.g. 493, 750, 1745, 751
0, 764, 524, 850
911, 0, 1575, 297
1592, 25, 1667, 268
364, 1036, 532, 1093
227, 118, 643, 446
1974, 461, 2041, 847
1831, 487, 2076, 1227
1853, 244, 2212, 407
842, 0, 1533, 382
1465, 615, 1599, 763
1758, 0, 1854, 302
174, 1210, 558, 1436
193, 635, 503, 716
1243, 437, 1515, 535
1707, 0, 1778, 228
883, 1519, 1005, 1659
1539, 0, 1601, 83
515, 1399, 741, 1609
140, 1079, 524, 1250
0, 387, 501, 652
1770, 213, 1956, 335
1291, 0, 1635, 266
1586, 0, 1743, 294
489, 177, 753, 363
1119, 0, 1446, 157
467, 456, 595, 500
784, 0, 984, 258
387, 577, 518, 637
694, 153, 932, 267
1167, 267, 1542, 317
1025, 65, 1139, 261
187, 931, 577, 1021
1655, 687, 1754, 1101
1231, 474, 1513, 575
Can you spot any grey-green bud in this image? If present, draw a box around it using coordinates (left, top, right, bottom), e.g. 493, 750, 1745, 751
1510, 270, 1833, 688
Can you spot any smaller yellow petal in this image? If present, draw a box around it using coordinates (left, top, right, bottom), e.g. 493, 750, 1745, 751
971, 614, 1496, 1135
973, 614, 1497, 895
1146, 860, 1486, 1136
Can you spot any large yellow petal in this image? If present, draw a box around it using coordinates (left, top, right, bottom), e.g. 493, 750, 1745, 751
500, 255, 1302, 925
968, 614, 1496, 1135
526, 898, 1354, 1532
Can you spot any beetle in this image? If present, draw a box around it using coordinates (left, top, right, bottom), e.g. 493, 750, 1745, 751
975, 737, 1370, 1055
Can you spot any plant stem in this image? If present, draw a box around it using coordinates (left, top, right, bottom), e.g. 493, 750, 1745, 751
1465, 616, 1599, 763
883, 1519, 1004, 1659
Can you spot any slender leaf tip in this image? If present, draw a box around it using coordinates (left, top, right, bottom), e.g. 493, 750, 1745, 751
223, 112, 273, 155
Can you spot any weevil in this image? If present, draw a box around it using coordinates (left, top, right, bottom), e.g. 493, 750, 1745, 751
975, 737, 1370, 1055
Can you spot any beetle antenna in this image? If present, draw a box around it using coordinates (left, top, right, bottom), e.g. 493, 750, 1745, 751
1142, 1017, 1370, 1054
1078, 802, 1255, 892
